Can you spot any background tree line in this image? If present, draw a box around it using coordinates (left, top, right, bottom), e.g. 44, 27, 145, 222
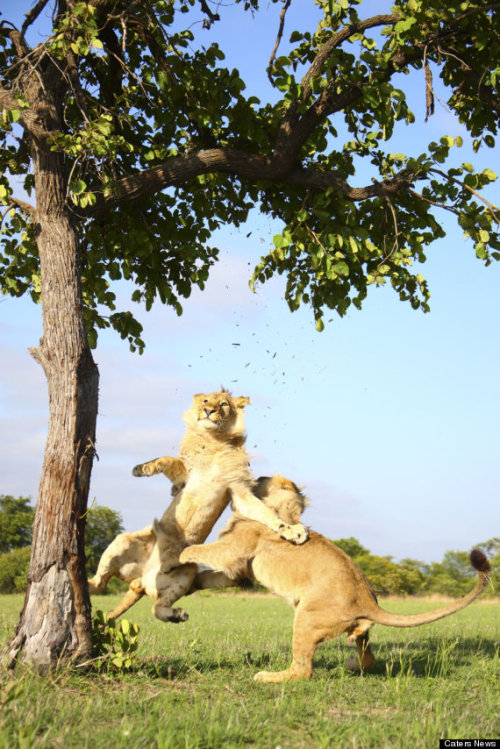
1, 494, 497, 598
0, 495, 126, 594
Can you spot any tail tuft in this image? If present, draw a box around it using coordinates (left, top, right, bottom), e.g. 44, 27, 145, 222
469, 548, 491, 573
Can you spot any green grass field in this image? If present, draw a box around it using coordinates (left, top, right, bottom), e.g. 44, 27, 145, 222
0, 592, 498, 748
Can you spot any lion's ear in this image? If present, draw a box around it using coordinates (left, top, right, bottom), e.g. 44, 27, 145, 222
234, 396, 251, 409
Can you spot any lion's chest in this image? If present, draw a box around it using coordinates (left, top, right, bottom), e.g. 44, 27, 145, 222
182, 443, 250, 485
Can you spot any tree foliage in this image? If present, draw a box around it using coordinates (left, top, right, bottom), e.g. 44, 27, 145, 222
333, 536, 499, 597
1, 0, 499, 665
1, 0, 499, 344
0, 546, 31, 593
0, 497, 124, 592
0, 495, 34, 553
84, 503, 124, 573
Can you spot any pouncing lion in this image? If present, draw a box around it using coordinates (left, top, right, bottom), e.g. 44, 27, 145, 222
178, 477, 492, 682
88, 390, 308, 623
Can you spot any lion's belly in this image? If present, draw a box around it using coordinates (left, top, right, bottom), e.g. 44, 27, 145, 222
251, 548, 312, 606
173, 466, 231, 544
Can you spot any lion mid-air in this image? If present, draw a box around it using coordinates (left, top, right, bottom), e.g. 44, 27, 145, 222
179, 476, 492, 682
88, 390, 308, 622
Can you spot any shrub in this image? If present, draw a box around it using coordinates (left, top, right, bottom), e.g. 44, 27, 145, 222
0, 547, 31, 593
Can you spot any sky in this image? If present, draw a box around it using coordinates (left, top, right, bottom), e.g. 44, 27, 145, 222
1, 0, 499, 563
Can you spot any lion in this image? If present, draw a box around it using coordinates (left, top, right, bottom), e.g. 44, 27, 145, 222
178, 477, 492, 682
88, 390, 308, 623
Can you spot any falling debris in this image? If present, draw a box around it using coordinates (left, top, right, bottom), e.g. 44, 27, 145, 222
232, 343, 241, 346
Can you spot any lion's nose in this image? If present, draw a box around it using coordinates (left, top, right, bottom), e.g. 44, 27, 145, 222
204, 408, 214, 417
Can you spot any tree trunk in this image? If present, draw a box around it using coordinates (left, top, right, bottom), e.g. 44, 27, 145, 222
5, 100, 99, 667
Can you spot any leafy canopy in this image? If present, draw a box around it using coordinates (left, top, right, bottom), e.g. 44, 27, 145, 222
0, 0, 499, 345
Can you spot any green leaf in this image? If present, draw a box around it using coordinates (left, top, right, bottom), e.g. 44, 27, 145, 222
333, 261, 349, 277
475, 243, 488, 259
120, 619, 130, 635
71, 179, 87, 195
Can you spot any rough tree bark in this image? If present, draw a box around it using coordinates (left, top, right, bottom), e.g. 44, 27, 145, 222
5, 66, 99, 668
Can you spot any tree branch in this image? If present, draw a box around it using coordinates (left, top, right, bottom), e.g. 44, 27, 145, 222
20, 0, 52, 38
274, 7, 500, 169
6, 197, 37, 217
300, 14, 399, 100
78, 148, 413, 219
268, 0, 292, 85
199, 0, 220, 30
429, 168, 500, 224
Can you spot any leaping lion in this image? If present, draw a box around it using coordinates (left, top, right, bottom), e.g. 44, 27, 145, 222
88, 390, 308, 623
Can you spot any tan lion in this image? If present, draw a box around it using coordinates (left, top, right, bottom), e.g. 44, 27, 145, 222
179, 478, 492, 682
88, 390, 308, 622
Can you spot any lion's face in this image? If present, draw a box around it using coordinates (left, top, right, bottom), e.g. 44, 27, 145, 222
184, 391, 251, 435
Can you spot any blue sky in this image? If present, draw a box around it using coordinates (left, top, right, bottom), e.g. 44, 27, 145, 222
1, 0, 499, 562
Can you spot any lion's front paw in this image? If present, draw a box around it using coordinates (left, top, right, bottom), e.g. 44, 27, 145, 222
278, 523, 309, 545
132, 462, 154, 477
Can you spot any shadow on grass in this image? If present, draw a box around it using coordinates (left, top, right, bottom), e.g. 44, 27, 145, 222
131, 636, 497, 681
336, 636, 498, 679
137, 654, 275, 679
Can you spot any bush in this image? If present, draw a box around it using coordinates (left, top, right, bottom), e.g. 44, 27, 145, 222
0, 547, 31, 593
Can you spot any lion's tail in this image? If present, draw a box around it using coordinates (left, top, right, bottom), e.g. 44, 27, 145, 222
369, 549, 491, 629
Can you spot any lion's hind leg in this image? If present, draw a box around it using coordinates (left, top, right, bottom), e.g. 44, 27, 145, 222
88, 535, 128, 593
254, 602, 345, 683
106, 579, 145, 621
152, 563, 198, 623
88, 570, 112, 595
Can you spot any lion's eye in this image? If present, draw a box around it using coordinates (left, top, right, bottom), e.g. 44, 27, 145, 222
203, 399, 208, 404
221, 402, 228, 407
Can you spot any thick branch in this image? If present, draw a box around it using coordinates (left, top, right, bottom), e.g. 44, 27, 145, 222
79, 148, 413, 219
301, 14, 399, 99
0, 82, 54, 140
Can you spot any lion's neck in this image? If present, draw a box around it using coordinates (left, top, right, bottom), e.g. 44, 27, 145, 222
179, 428, 247, 460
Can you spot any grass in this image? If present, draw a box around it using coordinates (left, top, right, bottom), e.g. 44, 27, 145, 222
0, 591, 499, 748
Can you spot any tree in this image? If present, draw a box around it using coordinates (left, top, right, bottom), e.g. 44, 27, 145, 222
0, 495, 34, 553
0, 548, 32, 593
0, 498, 124, 592
84, 504, 124, 574
1, 0, 499, 666
333, 536, 370, 559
